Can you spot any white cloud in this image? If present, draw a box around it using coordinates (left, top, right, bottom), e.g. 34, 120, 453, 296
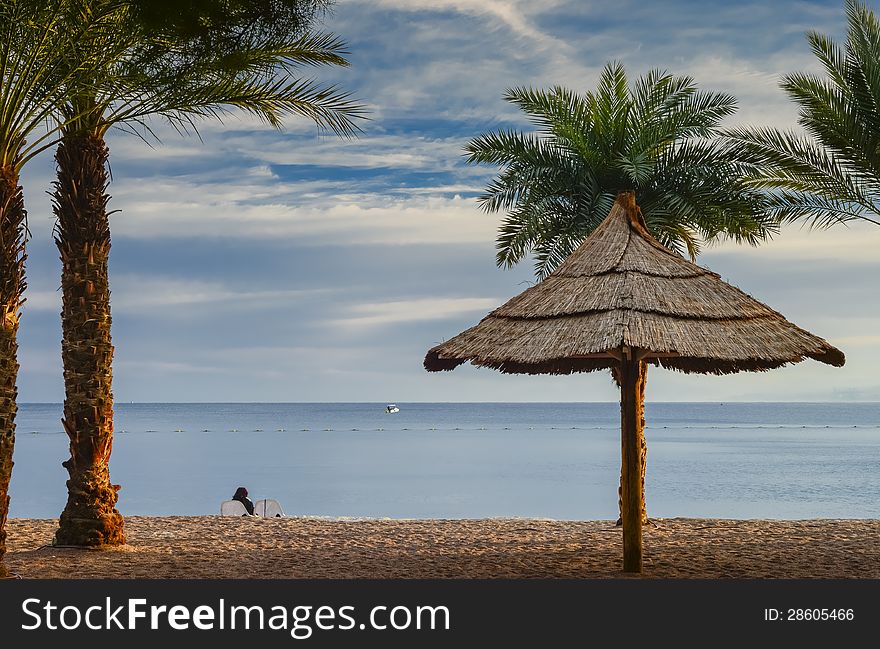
357, 0, 569, 49
215, 131, 470, 171
22, 290, 61, 313
706, 221, 880, 264
16, 0, 880, 403
113, 277, 329, 312
834, 335, 880, 348
332, 297, 499, 329
23, 277, 333, 314
110, 190, 499, 245
114, 359, 229, 375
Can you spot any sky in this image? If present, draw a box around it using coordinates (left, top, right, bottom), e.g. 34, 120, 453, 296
15, 0, 880, 402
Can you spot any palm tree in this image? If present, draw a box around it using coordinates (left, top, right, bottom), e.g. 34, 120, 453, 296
0, 0, 121, 574
52, 0, 364, 547
467, 62, 776, 523
468, 62, 775, 278
725, 0, 880, 227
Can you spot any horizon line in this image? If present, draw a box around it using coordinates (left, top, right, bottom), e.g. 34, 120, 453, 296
16, 400, 880, 405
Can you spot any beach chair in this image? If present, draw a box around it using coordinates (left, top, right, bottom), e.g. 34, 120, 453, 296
254, 499, 285, 517
220, 500, 250, 516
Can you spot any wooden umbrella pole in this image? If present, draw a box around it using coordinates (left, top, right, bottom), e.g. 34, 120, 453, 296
619, 351, 644, 572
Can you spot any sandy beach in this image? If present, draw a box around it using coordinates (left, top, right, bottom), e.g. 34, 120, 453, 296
4, 516, 879, 579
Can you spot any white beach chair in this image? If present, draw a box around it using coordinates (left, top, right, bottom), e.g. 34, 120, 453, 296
220, 500, 250, 516
254, 499, 285, 518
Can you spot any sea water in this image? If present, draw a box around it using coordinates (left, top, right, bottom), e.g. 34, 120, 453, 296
8, 402, 880, 520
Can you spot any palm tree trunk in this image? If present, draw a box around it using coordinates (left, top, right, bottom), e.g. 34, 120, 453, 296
0, 165, 27, 575
53, 132, 124, 547
616, 361, 648, 525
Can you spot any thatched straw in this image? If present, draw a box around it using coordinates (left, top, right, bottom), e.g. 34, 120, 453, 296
425, 192, 845, 375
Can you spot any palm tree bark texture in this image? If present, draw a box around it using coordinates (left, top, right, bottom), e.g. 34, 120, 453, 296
53, 133, 124, 547
619, 355, 645, 572
615, 361, 649, 526
0, 165, 26, 574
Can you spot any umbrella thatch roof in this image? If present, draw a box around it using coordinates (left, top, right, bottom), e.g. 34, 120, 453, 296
425, 192, 845, 376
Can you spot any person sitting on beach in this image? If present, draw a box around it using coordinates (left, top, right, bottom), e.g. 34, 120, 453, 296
232, 486, 255, 516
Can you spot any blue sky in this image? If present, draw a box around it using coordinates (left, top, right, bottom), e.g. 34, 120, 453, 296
15, 0, 880, 402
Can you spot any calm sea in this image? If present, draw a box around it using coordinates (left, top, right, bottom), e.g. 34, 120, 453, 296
8, 402, 880, 520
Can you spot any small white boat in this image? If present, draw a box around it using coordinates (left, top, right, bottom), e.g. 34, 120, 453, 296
385, 404, 400, 414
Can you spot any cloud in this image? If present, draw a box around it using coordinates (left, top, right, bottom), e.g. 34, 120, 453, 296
357, 0, 569, 49
834, 335, 880, 348
109, 189, 499, 245
15, 0, 880, 403
218, 131, 470, 171
23, 276, 333, 315
114, 359, 229, 375
705, 221, 880, 264
107, 128, 474, 174
331, 297, 500, 329
112, 277, 332, 312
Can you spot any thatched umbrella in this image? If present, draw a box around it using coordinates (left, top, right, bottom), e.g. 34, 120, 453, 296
424, 192, 845, 573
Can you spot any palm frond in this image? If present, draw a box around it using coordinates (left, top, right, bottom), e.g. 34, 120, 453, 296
768, 190, 880, 227
725, 125, 880, 224
0, 0, 132, 169
107, 72, 365, 138
727, 0, 880, 229
469, 61, 774, 277
49, 0, 366, 141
